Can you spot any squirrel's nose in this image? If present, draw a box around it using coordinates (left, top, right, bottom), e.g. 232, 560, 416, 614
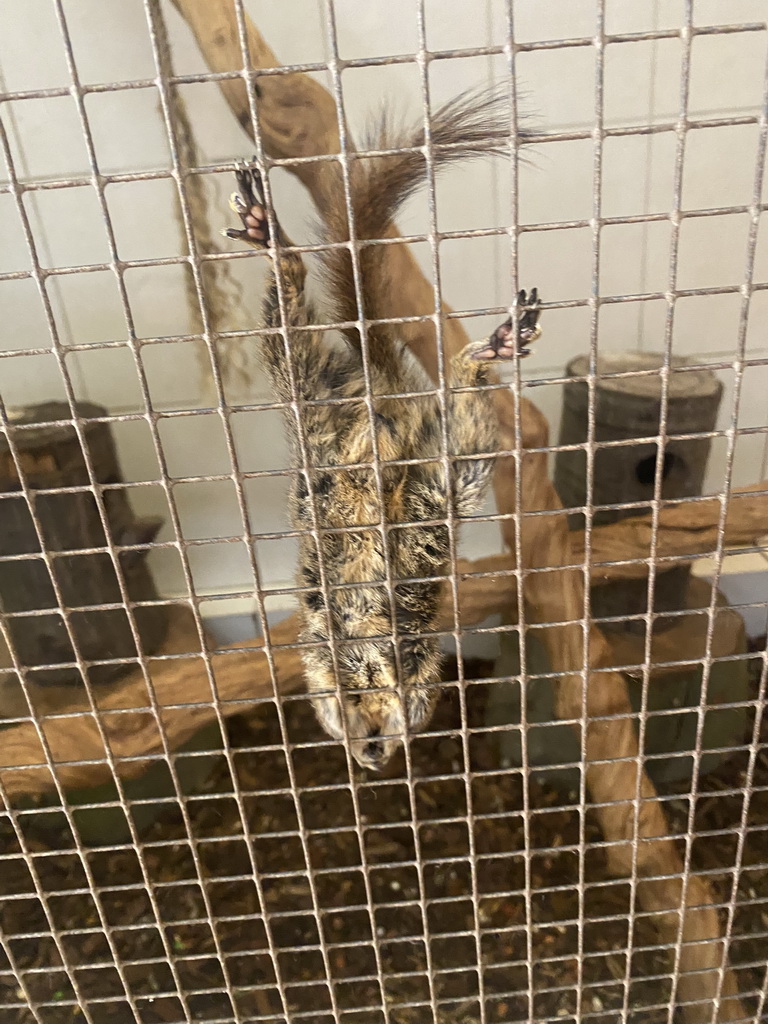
363, 740, 385, 763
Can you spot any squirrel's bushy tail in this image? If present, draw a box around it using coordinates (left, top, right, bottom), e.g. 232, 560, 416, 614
315, 86, 527, 356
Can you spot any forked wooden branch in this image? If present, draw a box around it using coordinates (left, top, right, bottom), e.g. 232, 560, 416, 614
3, 480, 765, 799
169, 1, 756, 1017
0, 568, 513, 799
495, 410, 748, 1021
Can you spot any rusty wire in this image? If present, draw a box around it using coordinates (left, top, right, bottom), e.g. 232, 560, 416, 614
1, 3, 768, 1024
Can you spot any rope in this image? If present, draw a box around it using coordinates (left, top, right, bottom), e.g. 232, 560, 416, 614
154, 1, 252, 395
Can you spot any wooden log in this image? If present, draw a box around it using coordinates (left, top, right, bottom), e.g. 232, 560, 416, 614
556, 354, 725, 632
555, 353, 724, 530
0, 402, 167, 688
161, 4, 750, 1018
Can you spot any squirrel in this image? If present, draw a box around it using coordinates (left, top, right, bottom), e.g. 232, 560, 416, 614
224, 88, 541, 770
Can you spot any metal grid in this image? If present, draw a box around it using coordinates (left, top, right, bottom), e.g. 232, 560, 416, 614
1, 2, 767, 1023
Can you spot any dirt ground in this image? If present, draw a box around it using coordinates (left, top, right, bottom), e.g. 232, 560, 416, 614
1, 646, 767, 1024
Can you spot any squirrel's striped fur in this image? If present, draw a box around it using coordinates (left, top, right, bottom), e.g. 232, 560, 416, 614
225, 89, 541, 769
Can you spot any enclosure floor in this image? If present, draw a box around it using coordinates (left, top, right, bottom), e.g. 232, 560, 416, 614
1, 653, 766, 1024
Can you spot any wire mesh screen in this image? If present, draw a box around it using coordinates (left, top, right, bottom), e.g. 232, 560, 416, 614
1, 1, 768, 1023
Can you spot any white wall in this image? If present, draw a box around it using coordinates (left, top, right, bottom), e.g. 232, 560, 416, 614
1, 0, 768, 615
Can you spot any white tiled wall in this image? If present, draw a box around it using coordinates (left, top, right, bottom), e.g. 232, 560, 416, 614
1, 0, 768, 607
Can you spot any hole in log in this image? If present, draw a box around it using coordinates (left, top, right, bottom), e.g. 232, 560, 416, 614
635, 451, 679, 487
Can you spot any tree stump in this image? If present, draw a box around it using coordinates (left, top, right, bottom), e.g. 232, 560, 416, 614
554, 352, 723, 633
0, 402, 168, 690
